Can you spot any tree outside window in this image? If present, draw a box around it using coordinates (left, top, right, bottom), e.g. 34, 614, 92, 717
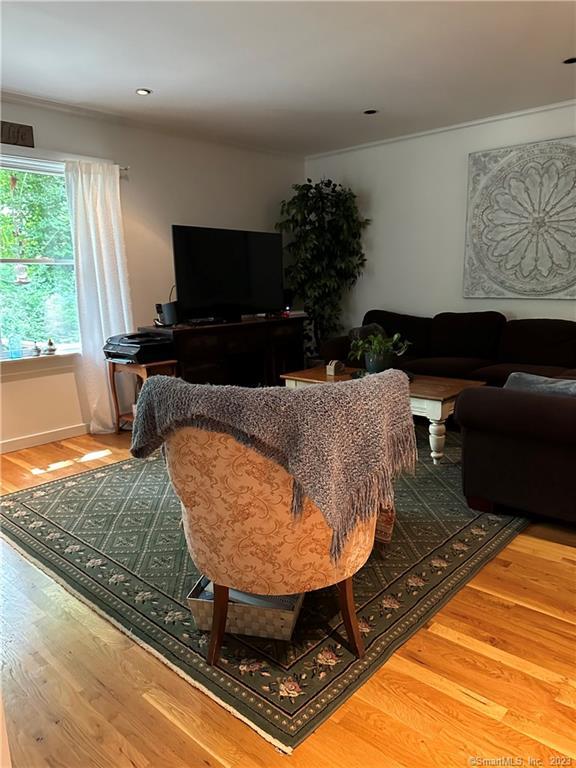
0, 161, 80, 359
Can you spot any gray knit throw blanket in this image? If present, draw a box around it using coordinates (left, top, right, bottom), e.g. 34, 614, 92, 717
131, 370, 416, 560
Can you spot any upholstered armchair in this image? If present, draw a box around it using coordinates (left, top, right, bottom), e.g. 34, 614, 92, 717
165, 426, 378, 666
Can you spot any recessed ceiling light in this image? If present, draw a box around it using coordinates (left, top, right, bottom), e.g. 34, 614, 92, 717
135, 88, 153, 96
363, 109, 378, 115
563, 57, 576, 64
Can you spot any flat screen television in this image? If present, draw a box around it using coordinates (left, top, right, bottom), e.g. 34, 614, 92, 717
172, 225, 284, 321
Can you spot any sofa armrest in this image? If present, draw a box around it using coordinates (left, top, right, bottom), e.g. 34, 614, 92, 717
455, 387, 576, 445
318, 335, 351, 363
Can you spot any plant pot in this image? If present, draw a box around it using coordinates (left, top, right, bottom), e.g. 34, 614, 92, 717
364, 351, 392, 373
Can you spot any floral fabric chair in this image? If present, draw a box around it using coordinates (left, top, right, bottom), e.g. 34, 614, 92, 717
165, 426, 378, 665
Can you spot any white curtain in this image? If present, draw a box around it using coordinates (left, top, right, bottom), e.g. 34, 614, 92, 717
65, 161, 134, 433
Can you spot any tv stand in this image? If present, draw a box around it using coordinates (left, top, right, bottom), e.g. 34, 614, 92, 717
185, 316, 226, 326
138, 316, 305, 386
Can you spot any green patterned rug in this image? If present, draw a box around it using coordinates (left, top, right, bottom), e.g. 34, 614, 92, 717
0, 429, 526, 752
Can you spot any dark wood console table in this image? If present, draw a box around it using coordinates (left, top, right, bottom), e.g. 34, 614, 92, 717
138, 316, 305, 386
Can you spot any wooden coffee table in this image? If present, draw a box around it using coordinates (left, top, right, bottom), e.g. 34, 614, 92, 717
281, 367, 486, 465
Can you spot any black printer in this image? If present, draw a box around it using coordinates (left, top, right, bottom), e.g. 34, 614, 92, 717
103, 332, 175, 364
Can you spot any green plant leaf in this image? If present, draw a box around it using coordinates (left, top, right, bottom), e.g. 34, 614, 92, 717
276, 178, 369, 350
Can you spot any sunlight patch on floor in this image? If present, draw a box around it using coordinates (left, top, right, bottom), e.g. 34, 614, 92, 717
48, 460, 75, 471
28, 450, 112, 476
77, 450, 111, 462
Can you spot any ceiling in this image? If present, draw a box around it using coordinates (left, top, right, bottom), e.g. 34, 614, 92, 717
2, 1, 575, 156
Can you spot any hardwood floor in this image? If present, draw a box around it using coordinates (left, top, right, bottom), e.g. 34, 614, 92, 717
1, 434, 575, 767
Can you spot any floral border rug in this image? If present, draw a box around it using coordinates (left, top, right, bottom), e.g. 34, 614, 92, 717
0, 429, 527, 752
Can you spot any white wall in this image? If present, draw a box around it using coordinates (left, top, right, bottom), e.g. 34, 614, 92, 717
306, 103, 576, 329
1, 356, 85, 451
0, 100, 303, 451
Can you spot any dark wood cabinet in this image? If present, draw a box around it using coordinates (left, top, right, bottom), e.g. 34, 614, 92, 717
139, 316, 305, 386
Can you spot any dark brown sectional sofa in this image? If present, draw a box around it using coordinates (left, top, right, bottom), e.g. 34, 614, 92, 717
455, 386, 576, 524
322, 308, 576, 524
322, 309, 576, 384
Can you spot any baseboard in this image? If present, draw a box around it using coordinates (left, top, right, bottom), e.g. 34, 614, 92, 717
0, 423, 89, 454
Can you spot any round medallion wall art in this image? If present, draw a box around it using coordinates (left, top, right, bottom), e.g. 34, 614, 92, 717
463, 138, 576, 298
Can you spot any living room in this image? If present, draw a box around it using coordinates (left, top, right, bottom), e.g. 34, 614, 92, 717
1, 2, 575, 767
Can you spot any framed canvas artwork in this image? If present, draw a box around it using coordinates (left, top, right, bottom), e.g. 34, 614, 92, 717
463, 137, 576, 299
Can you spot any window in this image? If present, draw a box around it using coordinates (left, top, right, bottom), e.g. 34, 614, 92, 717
0, 157, 80, 359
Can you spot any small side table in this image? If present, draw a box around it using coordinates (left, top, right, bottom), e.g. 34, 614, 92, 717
107, 359, 178, 433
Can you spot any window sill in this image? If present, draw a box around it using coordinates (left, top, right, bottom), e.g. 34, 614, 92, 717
0, 350, 81, 365
0, 351, 82, 383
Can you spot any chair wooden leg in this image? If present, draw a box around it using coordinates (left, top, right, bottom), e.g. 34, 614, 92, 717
207, 584, 229, 666
336, 577, 364, 659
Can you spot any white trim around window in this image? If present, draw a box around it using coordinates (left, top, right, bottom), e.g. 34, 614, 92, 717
0, 143, 115, 167
0, 155, 64, 175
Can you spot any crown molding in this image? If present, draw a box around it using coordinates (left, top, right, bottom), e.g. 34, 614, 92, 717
4, 90, 574, 162
306, 100, 576, 160
0, 90, 145, 134
0, 90, 303, 161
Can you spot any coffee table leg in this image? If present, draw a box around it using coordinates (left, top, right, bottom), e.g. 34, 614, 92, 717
429, 419, 446, 465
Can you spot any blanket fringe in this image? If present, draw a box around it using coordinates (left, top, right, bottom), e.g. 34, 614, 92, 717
291, 479, 305, 519
329, 423, 418, 561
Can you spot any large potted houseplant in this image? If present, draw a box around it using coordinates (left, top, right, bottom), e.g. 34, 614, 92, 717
276, 178, 370, 355
350, 331, 411, 373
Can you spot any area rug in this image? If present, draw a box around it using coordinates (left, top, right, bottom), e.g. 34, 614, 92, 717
0, 429, 527, 752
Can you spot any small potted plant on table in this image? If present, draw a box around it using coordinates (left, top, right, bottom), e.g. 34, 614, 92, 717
350, 330, 410, 374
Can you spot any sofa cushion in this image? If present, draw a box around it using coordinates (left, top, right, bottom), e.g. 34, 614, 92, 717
559, 369, 576, 380
399, 357, 492, 379
430, 311, 506, 358
319, 335, 351, 363
498, 319, 576, 367
471, 363, 567, 387
363, 310, 431, 358
349, 322, 384, 341
505, 372, 576, 397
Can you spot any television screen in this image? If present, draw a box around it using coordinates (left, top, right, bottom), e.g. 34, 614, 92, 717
172, 225, 284, 320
